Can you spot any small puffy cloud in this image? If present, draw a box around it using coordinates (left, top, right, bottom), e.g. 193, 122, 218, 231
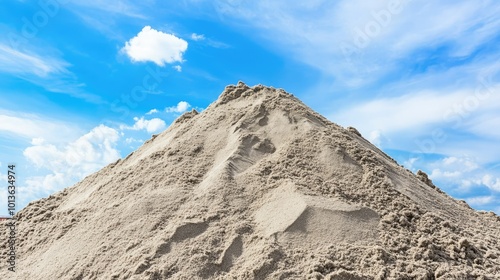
191, 33, 205, 41
429, 156, 480, 181
173, 65, 182, 72
165, 101, 191, 113
482, 174, 500, 192
146, 109, 159, 115
66, 125, 120, 165
125, 137, 143, 144
130, 117, 166, 133
121, 26, 188, 66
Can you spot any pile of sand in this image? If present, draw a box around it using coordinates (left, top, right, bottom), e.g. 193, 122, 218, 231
1, 82, 499, 279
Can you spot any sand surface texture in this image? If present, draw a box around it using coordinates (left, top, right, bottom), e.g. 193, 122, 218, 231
2, 82, 500, 279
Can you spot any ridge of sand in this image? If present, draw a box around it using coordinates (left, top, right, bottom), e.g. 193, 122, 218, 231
1, 82, 499, 279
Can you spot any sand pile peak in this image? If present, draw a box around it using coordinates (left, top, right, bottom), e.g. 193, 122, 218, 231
216, 81, 290, 105
1, 83, 499, 279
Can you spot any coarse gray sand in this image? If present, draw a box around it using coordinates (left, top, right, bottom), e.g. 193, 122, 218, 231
1, 82, 499, 279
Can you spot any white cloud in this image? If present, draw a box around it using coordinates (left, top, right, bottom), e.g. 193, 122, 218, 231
465, 196, 495, 207
173, 65, 182, 72
442, 156, 480, 172
414, 155, 500, 200
31, 138, 45, 145
0, 43, 103, 103
482, 174, 500, 192
24, 125, 120, 172
405, 155, 500, 214
0, 111, 83, 143
22, 125, 121, 202
194, 1, 500, 87
24, 143, 64, 170
430, 169, 462, 179
429, 156, 480, 182
146, 109, 159, 115
165, 101, 191, 113
125, 137, 143, 144
22, 173, 68, 201
0, 44, 69, 77
403, 157, 419, 170
188, 32, 229, 48
191, 33, 205, 41
128, 117, 166, 133
368, 130, 382, 147
329, 82, 500, 158
67, 0, 145, 19
331, 89, 471, 136
121, 26, 188, 66
466, 112, 500, 139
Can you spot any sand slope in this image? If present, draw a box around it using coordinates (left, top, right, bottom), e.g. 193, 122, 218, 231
1, 82, 500, 279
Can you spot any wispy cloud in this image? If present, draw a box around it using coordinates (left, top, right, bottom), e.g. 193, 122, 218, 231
0, 43, 104, 103
329, 58, 500, 161
0, 44, 68, 77
188, 32, 229, 48
146, 109, 159, 115
333, 83, 499, 131
67, 0, 146, 19
465, 196, 496, 208
63, 0, 147, 39
331, 89, 471, 136
191, 33, 205, 41
0, 111, 84, 144
173, 65, 182, 72
193, 0, 500, 89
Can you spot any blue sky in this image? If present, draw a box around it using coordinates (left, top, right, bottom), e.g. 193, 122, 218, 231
0, 0, 499, 215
